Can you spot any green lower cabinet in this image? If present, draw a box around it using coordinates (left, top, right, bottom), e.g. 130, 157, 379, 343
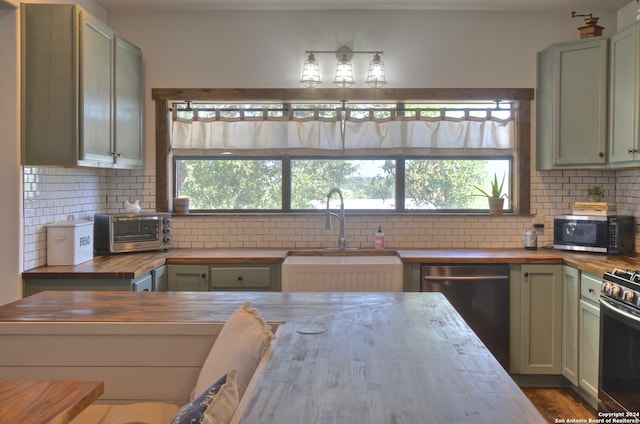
559, 266, 601, 408
209, 264, 280, 291
562, 265, 580, 385
166, 263, 281, 292
510, 264, 563, 374
23, 272, 154, 296
152, 265, 168, 292
578, 272, 601, 408
167, 265, 209, 291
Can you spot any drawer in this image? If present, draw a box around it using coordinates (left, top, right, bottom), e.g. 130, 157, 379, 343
580, 272, 602, 305
210, 267, 271, 289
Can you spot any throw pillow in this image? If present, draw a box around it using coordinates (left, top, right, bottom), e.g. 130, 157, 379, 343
193, 301, 274, 399
171, 370, 239, 424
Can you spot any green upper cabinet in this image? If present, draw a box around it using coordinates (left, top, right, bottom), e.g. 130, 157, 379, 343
113, 36, 144, 168
79, 12, 115, 167
609, 23, 640, 166
21, 4, 143, 169
537, 37, 608, 170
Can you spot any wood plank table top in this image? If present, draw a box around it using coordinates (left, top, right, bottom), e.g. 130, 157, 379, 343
0, 292, 545, 423
0, 380, 104, 424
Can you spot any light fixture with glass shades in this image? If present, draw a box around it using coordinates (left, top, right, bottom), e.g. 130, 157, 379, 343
300, 52, 321, 88
301, 45, 386, 88
366, 52, 386, 88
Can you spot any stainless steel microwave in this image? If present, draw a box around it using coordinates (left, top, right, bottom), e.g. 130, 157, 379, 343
94, 213, 171, 254
553, 215, 635, 254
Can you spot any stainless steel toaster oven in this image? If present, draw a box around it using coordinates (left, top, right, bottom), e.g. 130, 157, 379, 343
93, 213, 171, 254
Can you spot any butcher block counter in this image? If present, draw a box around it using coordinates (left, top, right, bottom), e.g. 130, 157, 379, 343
21, 250, 290, 280
0, 291, 545, 423
21, 248, 640, 281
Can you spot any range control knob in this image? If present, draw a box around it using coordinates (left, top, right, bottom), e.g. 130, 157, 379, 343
602, 282, 611, 294
610, 284, 621, 297
163, 236, 171, 244
622, 290, 636, 303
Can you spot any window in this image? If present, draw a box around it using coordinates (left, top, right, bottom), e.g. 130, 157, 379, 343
153, 88, 533, 214
174, 156, 512, 212
175, 158, 282, 210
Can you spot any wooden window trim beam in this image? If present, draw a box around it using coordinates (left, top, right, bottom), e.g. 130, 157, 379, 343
152, 88, 533, 214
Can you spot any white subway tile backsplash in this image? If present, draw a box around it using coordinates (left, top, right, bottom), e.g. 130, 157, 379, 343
22, 166, 640, 270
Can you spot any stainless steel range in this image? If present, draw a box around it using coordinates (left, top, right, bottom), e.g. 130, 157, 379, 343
599, 269, 640, 415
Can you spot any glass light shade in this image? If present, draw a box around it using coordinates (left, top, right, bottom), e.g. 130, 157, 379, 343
366, 53, 386, 88
301, 53, 321, 88
334, 58, 354, 88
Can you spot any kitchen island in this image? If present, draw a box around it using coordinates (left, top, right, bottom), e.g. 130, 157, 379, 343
0, 291, 545, 423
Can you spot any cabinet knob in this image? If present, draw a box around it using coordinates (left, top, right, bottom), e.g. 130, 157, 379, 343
237, 275, 244, 281
201, 273, 207, 279
524, 272, 529, 278
598, 152, 604, 158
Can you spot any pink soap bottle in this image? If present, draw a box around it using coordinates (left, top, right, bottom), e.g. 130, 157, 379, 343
374, 226, 385, 250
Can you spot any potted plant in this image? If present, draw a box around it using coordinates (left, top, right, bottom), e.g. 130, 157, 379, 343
586, 185, 604, 202
474, 173, 509, 216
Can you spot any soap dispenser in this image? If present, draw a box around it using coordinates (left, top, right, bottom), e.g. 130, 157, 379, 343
375, 226, 385, 250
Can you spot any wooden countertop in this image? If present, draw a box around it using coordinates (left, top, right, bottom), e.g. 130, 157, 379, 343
21, 247, 640, 280
165, 248, 290, 264
21, 251, 171, 279
21, 249, 290, 279
560, 251, 640, 276
0, 291, 545, 423
0, 380, 104, 424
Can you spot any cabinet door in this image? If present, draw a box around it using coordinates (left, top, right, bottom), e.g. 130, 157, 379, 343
131, 273, 153, 292
610, 23, 640, 164
562, 265, 579, 385
152, 265, 168, 292
520, 264, 563, 374
579, 299, 600, 401
21, 4, 78, 166
79, 10, 114, 166
167, 265, 209, 291
209, 265, 273, 291
537, 38, 608, 169
114, 36, 144, 168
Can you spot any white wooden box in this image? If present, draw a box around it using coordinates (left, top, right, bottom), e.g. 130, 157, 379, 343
46, 220, 94, 265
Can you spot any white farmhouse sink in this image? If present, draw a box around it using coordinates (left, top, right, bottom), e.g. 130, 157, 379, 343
281, 255, 403, 292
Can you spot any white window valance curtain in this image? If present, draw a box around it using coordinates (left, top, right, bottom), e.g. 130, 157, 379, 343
170, 106, 515, 155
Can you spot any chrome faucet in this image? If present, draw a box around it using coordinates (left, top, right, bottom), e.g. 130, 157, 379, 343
325, 187, 349, 249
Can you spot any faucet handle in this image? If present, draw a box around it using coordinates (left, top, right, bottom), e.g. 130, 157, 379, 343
338, 234, 352, 249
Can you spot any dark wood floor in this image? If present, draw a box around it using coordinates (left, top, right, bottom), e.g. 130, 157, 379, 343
522, 387, 597, 423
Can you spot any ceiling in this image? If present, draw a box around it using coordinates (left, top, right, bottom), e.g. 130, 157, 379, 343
94, 0, 631, 13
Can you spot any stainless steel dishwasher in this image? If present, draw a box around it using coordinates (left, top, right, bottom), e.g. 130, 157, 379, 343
421, 264, 510, 370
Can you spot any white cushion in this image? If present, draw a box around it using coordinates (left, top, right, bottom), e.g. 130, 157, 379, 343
193, 301, 274, 399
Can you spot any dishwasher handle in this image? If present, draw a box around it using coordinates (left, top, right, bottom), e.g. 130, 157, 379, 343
423, 275, 510, 282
